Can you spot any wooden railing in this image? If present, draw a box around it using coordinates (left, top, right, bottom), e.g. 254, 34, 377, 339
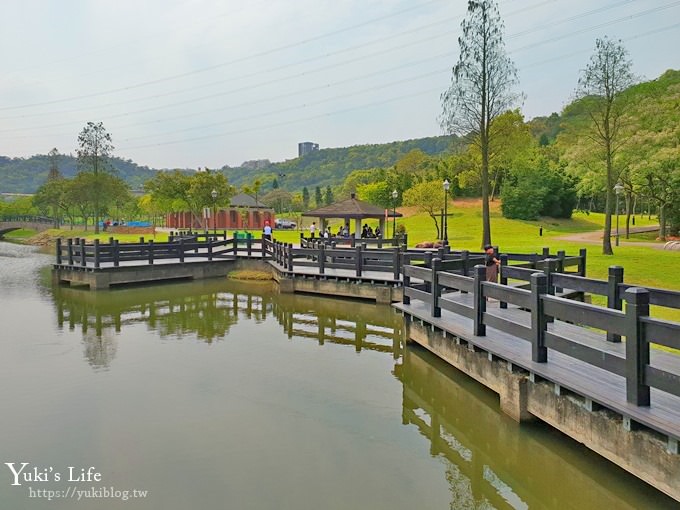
300, 233, 407, 249
270, 240, 403, 280
402, 259, 680, 407
55, 235, 273, 267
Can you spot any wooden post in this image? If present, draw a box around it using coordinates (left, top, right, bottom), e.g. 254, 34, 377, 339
67, 238, 74, 266
355, 245, 362, 277
392, 247, 400, 281
431, 258, 441, 318
287, 243, 294, 271
80, 238, 87, 267
148, 240, 155, 264
319, 243, 325, 274
542, 247, 550, 259
473, 264, 486, 336
208, 238, 213, 261
424, 251, 433, 268
403, 264, 411, 305
530, 273, 548, 363
113, 240, 120, 267
93, 239, 101, 268
555, 250, 566, 293
56, 238, 62, 265
247, 233, 252, 257
178, 238, 185, 263
578, 248, 587, 277
607, 266, 624, 342
499, 254, 508, 309
625, 287, 650, 406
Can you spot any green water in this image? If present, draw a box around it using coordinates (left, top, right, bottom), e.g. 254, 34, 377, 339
0, 242, 676, 509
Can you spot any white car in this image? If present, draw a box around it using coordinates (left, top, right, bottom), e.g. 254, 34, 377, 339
274, 219, 297, 229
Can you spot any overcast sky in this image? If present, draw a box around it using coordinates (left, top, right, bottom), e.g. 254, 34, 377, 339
1, 0, 678, 170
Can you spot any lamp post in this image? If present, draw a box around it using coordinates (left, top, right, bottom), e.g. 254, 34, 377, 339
443, 179, 450, 245
211, 189, 218, 236
392, 189, 398, 239
614, 182, 623, 247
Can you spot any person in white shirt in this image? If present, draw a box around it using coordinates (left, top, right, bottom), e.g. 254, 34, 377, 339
310, 222, 316, 238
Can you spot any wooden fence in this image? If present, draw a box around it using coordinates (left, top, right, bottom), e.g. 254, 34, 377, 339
402, 259, 680, 408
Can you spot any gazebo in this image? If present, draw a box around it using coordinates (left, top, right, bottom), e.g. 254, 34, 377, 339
302, 193, 402, 239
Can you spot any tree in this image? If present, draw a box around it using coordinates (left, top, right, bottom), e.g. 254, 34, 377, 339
302, 186, 310, 210
324, 186, 334, 206
574, 37, 636, 254
261, 189, 293, 213
314, 186, 323, 207
76, 122, 114, 234
403, 180, 452, 240
440, 0, 521, 248
357, 181, 391, 208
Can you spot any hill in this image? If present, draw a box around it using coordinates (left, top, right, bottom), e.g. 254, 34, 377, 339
0, 135, 457, 194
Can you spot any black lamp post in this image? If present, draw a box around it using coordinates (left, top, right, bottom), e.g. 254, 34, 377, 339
443, 179, 450, 245
211, 189, 218, 236
392, 189, 398, 239
614, 182, 623, 247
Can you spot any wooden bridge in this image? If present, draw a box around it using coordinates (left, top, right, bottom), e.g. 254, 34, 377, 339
395, 255, 680, 501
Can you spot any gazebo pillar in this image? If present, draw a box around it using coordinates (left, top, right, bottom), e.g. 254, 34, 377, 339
354, 218, 362, 239
379, 218, 386, 238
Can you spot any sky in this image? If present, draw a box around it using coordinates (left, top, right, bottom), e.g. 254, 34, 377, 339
0, 0, 678, 170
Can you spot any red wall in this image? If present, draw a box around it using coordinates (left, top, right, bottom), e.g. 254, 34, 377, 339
166, 209, 274, 230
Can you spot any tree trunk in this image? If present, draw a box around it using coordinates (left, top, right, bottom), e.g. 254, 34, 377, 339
625, 192, 631, 239
659, 204, 667, 240
429, 214, 440, 240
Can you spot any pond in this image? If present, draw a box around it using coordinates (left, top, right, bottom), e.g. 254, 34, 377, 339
0, 242, 675, 509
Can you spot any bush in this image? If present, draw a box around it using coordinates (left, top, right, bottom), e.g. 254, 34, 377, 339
501, 165, 576, 220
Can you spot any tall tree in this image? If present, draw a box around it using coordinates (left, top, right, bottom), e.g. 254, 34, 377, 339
324, 186, 334, 206
314, 186, 323, 207
302, 186, 310, 210
76, 122, 114, 234
440, 0, 521, 248
575, 37, 635, 255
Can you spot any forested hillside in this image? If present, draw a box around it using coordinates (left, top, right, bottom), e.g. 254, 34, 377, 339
222, 135, 458, 190
0, 154, 157, 193
0, 135, 456, 194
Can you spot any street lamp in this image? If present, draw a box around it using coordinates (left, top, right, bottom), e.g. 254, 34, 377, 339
211, 189, 218, 236
443, 179, 450, 245
614, 182, 623, 247
392, 189, 398, 239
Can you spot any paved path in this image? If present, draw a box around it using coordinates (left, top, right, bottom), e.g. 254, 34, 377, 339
554, 225, 664, 249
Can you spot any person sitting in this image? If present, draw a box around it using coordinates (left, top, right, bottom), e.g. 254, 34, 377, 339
367, 226, 374, 238
374, 226, 381, 238
361, 224, 368, 238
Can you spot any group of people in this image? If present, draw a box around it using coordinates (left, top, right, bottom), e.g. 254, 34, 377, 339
307, 221, 384, 240
360, 224, 381, 238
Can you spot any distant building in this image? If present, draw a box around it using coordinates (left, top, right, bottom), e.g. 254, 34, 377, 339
165, 193, 275, 230
298, 142, 319, 157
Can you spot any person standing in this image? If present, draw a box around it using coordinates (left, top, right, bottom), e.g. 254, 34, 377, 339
310, 222, 316, 238
263, 221, 272, 241
484, 244, 500, 282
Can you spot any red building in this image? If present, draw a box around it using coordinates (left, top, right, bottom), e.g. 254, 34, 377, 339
166, 193, 275, 230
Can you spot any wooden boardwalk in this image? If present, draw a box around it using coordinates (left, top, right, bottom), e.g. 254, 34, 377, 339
394, 291, 680, 442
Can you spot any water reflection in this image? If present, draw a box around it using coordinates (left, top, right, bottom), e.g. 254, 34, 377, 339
47, 277, 675, 508
52, 280, 403, 370
397, 345, 675, 510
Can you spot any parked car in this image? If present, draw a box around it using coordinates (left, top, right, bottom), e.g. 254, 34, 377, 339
274, 219, 297, 229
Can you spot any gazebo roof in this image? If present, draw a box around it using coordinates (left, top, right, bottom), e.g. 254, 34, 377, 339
302, 193, 403, 219
229, 192, 269, 209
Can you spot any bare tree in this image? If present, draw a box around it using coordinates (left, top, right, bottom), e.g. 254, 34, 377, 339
77, 122, 114, 233
575, 37, 635, 255
440, 0, 521, 248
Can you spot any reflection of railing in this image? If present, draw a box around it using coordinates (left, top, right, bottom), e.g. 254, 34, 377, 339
53, 280, 402, 367
397, 346, 661, 510
270, 294, 403, 357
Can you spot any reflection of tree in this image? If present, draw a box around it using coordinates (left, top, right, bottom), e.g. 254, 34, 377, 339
82, 330, 118, 370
